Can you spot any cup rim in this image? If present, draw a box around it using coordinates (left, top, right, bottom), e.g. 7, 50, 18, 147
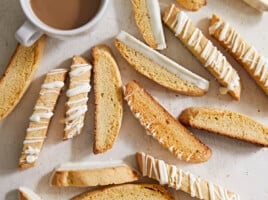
20, 0, 109, 35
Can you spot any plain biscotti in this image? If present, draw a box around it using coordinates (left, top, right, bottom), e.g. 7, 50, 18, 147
0, 36, 46, 120
209, 14, 268, 96
115, 31, 209, 96
71, 184, 175, 200
179, 107, 268, 146
131, 0, 166, 49
137, 152, 240, 200
92, 45, 123, 154
163, 4, 241, 100
50, 161, 140, 187
124, 80, 211, 163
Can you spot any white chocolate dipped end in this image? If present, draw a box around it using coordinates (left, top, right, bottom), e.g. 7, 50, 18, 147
18, 187, 42, 200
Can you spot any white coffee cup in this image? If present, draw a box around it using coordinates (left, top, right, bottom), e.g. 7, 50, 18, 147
16, 0, 109, 46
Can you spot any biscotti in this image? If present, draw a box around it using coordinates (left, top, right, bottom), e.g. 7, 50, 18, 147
50, 161, 140, 187
176, 0, 206, 11
209, 14, 268, 96
137, 152, 240, 200
163, 5, 241, 100
0, 36, 46, 120
64, 56, 92, 140
124, 80, 211, 162
19, 69, 67, 170
18, 187, 42, 200
92, 45, 123, 154
115, 31, 209, 96
131, 0, 166, 49
71, 184, 175, 200
179, 107, 268, 146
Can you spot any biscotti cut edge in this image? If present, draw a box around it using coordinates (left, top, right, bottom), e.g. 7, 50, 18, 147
0, 36, 46, 120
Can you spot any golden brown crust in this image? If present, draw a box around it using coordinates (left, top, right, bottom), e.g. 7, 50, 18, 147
209, 14, 268, 96
71, 184, 175, 200
179, 107, 268, 146
163, 5, 241, 100
0, 36, 46, 120
114, 39, 207, 96
92, 45, 123, 154
176, 0, 207, 11
50, 165, 140, 187
124, 80, 211, 163
131, 0, 157, 48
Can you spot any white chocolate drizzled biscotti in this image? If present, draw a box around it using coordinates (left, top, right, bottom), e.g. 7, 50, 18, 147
179, 107, 268, 146
115, 31, 209, 96
163, 4, 241, 100
124, 80, 211, 163
137, 152, 240, 200
63, 56, 92, 140
71, 184, 175, 200
50, 161, 140, 187
131, 0, 166, 49
92, 45, 123, 154
209, 14, 268, 96
18, 187, 42, 200
19, 69, 67, 170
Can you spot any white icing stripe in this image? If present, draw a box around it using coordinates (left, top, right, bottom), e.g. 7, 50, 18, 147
23, 139, 44, 144
145, 0, 166, 50
166, 10, 240, 94
209, 17, 268, 89
42, 81, 64, 89
30, 112, 54, 122
66, 105, 87, 121
66, 84, 91, 97
116, 31, 209, 91
27, 126, 47, 132
66, 97, 88, 106
48, 68, 67, 75
70, 64, 92, 77
34, 106, 51, 111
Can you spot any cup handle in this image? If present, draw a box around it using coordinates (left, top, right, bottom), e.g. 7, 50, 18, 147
15, 20, 44, 46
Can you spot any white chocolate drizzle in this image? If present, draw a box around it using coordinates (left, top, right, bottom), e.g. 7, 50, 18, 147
117, 31, 209, 91
138, 152, 240, 200
164, 8, 240, 95
64, 62, 91, 139
209, 17, 268, 88
20, 69, 66, 165
145, 0, 166, 49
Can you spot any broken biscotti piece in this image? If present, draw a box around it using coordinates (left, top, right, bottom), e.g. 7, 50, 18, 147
179, 107, 268, 146
137, 152, 240, 200
50, 161, 140, 187
176, 0, 206, 11
131, 0, 166, 49
124, 80, 211, 163
163, 4, 241, 100
18, 187, 42, 200
63, 56, 92, 140
19, 69, 67, 170
92, 45, 123, 154
115, 31, 209, 96
209, 14, 268, 96
0, 36, 46, 120
71, 184, 175, 200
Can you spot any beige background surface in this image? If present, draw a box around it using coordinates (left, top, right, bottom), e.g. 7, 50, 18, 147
0, 0, 267, 199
